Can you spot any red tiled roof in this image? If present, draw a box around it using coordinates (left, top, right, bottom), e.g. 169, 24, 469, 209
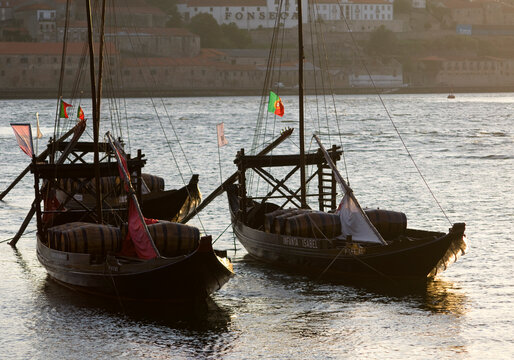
121, 49, 257, 70
105, 27, 196, 37
0, 42, 117, 55
352, 0, 392, 4
105, 5, 166, 16
178, 0, 266, 6
15, 3, 54, 11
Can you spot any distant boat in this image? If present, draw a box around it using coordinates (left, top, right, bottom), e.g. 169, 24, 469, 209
448, 90, 455, 99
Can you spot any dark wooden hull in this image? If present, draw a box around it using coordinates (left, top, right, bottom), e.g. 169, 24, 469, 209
37, 236, 233, 303
141, 179, 200, 223
227, 190, 466, 280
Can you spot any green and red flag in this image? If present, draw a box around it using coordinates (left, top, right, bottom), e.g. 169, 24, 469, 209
59, 100, 72, 118
268, 91, 284, 117
77, 106, 85, 120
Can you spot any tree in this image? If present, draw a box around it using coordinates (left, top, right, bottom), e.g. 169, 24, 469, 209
365, 26, 397, 56
187, 13, 224, 48
145, 0, 183, 28
220, 23, 252, 48
187, 14, 252, 48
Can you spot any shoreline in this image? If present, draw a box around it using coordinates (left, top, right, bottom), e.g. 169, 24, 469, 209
1, 86, 513, 99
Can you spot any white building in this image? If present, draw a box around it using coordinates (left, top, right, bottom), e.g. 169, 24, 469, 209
411, 0, 426, 9
176, 0, 393, 30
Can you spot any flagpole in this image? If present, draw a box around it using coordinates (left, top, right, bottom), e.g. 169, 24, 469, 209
216, 123, 228, 184
35, 112, 39, 154
217, 129, 223, 184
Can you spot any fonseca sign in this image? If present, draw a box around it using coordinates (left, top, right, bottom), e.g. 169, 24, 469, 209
225, 11, 299, 21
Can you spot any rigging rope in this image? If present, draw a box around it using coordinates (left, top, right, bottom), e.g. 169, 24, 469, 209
334, 0, 452, 225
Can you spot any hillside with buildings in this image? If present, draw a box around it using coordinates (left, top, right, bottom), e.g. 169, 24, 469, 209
2, 0, 514, 97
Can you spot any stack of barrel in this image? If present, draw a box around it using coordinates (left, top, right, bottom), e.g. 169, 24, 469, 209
263, 208, 407, 241
55, 173, 165, 196
47, 220, 200, 257
264, 209, 341, 239
47, 222, 121, 255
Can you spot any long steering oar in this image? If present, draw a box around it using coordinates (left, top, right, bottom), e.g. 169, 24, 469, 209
7, 201, 36, 247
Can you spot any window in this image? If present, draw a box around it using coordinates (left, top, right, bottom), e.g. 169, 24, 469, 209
124, 70, 130, 76
210, 7, 213, 12
6, 57, 10, 64
20, 57, 28, 64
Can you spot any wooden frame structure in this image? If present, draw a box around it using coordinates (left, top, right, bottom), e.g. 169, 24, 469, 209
234, 145, 342, 224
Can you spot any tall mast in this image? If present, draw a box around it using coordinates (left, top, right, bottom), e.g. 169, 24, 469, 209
85, 0, 103, 222
298, 0, 307, 208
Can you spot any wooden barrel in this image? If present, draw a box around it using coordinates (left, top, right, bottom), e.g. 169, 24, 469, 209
285, 212, 341, 238
272, 210, 311, 234
264, 209, 291, 233
47, 222, 121, 254
146, 221, 200, 257
364, 209, 407, 240
142, 173, 165, 192
57, 176, 121, 195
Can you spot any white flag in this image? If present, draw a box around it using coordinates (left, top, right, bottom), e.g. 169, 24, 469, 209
217, 122, 228, 147
36, 112, 43, 138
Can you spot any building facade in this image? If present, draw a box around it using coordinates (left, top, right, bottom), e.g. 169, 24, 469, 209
177, 0, 393, 30
14, 3, 57, 41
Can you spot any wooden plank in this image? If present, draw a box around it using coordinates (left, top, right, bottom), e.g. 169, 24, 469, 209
235, 150, 341, 168
31, 158, 146, 179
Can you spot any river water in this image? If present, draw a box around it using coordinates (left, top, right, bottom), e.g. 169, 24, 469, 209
0, 93, 512, 359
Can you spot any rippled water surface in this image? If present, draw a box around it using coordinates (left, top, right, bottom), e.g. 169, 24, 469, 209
0, 93, 513, 359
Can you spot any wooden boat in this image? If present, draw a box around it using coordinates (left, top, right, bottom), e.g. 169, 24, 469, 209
7, 0, 233, 302
30, 134, 232, 302
227, 1, 467, 281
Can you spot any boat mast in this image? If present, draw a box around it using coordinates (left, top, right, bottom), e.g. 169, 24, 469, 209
85, 0, 103, 222
297, 0, 307, 208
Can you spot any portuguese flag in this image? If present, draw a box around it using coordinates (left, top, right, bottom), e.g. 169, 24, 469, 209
268, 91, 284, 117
59, 100, 72, 118
77, 106, 85, 120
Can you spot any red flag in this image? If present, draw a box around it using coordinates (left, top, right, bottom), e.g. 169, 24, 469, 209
274, 98, 284, 117
114, 145, 158, 259
77, 106, 85, 120
59, 100, 72, 118
11, 123, 34, 157
268, 91, 284, 117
